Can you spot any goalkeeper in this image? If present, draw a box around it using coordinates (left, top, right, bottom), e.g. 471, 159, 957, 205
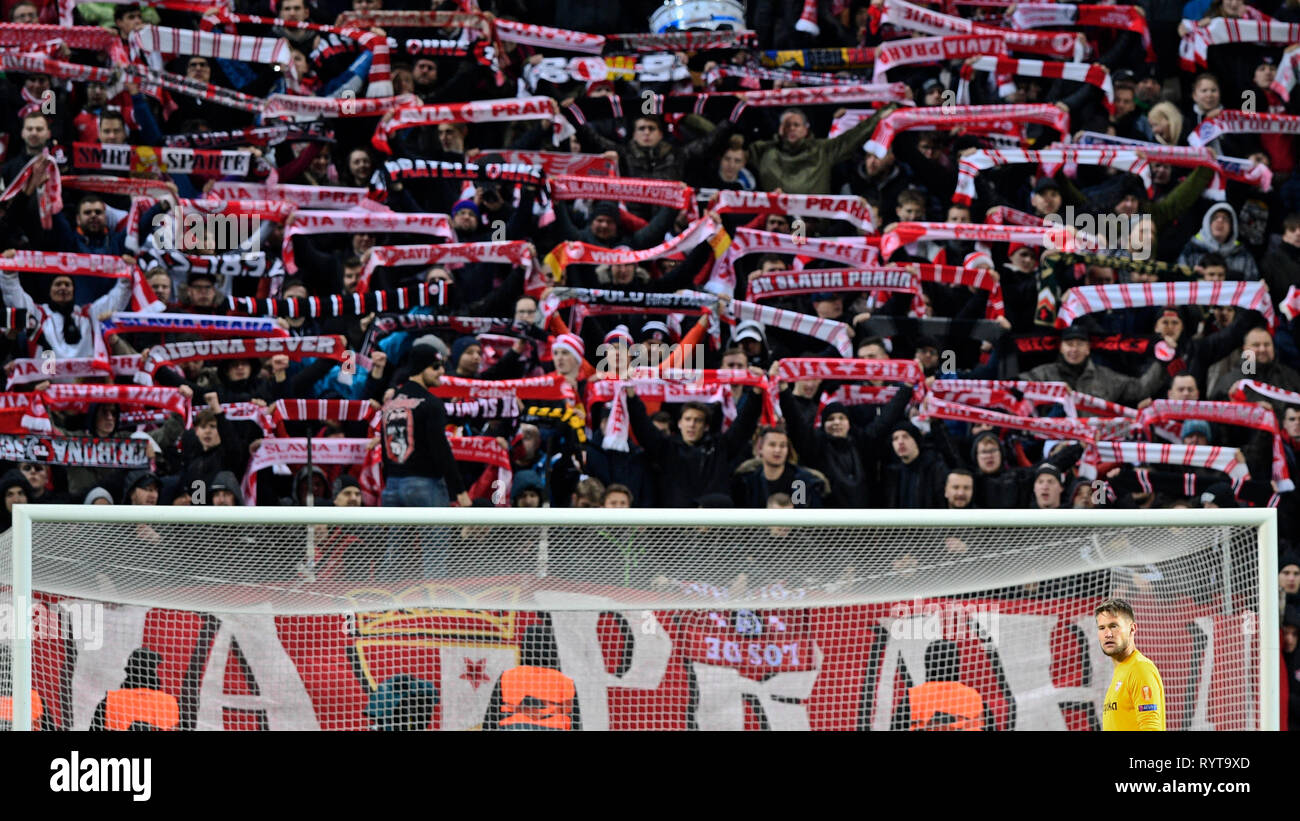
1097, 598, 1166, 731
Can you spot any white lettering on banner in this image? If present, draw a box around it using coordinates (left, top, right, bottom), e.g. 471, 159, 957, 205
691, 652, 822, 730
195, 614, 320, 731
541, 592, 672, 732
71, 602, 149, 730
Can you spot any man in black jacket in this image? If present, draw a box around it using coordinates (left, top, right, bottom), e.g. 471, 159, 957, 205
380, 345, 470, 509
625, 377, 764, 507
884, 420, 959, 509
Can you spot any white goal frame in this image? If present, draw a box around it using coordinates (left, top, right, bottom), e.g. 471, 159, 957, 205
6, 504, 1279, 731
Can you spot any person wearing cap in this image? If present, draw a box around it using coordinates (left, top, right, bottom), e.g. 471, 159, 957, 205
208, 470, 244, 506
380, 343, 471, 511
178, 269, 223, 314
1029, 177, 1064, 219
450, 199, 484, 242
730, 320, 772, 369
332, 474, 363, 507
1020, 324, 1168, 405
122, 470, 161, 506
1280, 549, 1300, 610
1029, 463, 1065, 509
0, 470, 32, 534
551, 198, 680, 263
1181, 419, 1212, 447
884, 419, 959, 509
83, 487, 114, 505
779, 383, 913, 508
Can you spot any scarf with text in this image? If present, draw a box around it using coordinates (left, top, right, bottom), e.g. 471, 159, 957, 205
1055, 281, 1275, 331
370, 314, 545, 342
430, 372, 576, 402
1137, 399, 1292, 490
607, 30, 756, 52
746, 267, 917, 303
705, 63, 869, 88
361, 240, 535, 294
62, 175, 176, 199
165, 122, 334, 150
484, 151, 616, 178
549, 175, 694, 212
230, 283, 449, 319
41, 383, 190, 424
864, 103, 1070, 158
0, 434, 149, 468
5, 354, 139, 387
524, 55, 690, 91
875, 0, 1085, 59
141, 251, 277, 281
260, 93, 422, 121
240, 437, 372, 506
369, 158, 545, 203
281, 210, 453, 273
137, 335, 349, 383
775, 357, 924, 388
713, 190, 875, 233
73, 142, 251, 177
370, 97, 571, 154
871, 34, 1008, 81
211, 182, 388, 211
0, 251, 127, 278
337, 8, 507, 82
1074, 131, 1273, 198
1008, 4, 1154, 59
103, 311, 288, 339
881, 222, 1085, 259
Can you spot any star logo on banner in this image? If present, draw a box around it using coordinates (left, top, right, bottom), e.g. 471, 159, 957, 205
461, 658, 490, 690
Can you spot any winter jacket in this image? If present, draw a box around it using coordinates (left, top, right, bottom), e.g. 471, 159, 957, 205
750, 104, 898, 194
1021, 357, 1167, 407
729, 459, 830, 508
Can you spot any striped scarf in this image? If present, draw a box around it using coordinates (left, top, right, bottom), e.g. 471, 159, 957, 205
709, 228, 879, 294
361, 241, 535, 293
871, 34, 1007, 82
1055, 281, 1275, 331
1180, 15, 1297, 72
956, 148, 1150, 206
1137, 399, 1293, 490
713, 191, 874, 233
282, 210, 453, 274
875, 0, 1084, 59
865, 104, 1069, 159
1188, 110, 1300, 150
370, 97, 570, 154
229, 284, 449, 318
1009, 4, 1154, 60
730, 304, 854, 358
958, 56, 1114, 114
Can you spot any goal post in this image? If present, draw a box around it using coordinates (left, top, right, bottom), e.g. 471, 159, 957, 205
3, 504, 1279, 731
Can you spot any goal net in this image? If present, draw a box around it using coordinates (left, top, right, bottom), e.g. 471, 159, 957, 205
1, 505, 1278, 731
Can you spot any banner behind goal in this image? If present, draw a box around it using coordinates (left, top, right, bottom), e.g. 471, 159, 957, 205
2, 506, 1278, 731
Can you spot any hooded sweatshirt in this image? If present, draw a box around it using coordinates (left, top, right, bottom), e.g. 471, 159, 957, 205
1176, 203, 1261, 281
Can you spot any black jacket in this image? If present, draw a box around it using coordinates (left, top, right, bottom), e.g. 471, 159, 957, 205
381, 380, 465, 494
627, 392, 762, 507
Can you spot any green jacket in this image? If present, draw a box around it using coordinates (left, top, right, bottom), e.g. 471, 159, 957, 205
1056, 165, 1213, 238
75, 3, 160, 28
748, 105, 898, 195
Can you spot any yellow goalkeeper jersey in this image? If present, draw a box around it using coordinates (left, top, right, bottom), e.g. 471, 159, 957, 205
1102, 649, 1166, 731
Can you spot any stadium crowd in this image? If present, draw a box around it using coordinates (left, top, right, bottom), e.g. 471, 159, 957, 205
0, 0, 1294, 710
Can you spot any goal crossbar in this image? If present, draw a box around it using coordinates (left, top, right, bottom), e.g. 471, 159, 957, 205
5, 505, 1279, 731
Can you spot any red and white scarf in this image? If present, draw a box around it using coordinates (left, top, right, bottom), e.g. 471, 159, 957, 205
983, 205, 1046, 227
338, 8, 507, 85
775, 356, 921, 387
549, 175, 695, 212
211, 182, 388, 211
1188, 110, 1300, 149
360, 241, 535, 294
42, 383, 190, 422
543, 216, 719, 283
876, 0, 1085, 59
261, 93, 421, 121
920, 394, 1095, 442
589, 368, 774, 452
73, 142, 252, 177
203, 10, 390, 97
958, 56, 1114, 114
1088, 441, 1249, 482
705, 63, 864, 88
137, 335, 349, 383
871, 34, 1007, 82
609, 30, 756, 53
1230, 379, 1300, 408
430, 373, 576, 402
282, 210, 453, 273
729, 302, 854, 358
1009, 4, 1154, 60
0, 150, 61, 230
491, 18, 605, 53
714, 190, 875, 233
1180, 16, 1297, 72
125, 62, 265, 114
230, 284, 448, 319
1272, 49, 1300, 102
0, 250, 126, 278
881, 222, 1086, 259
956, 149, 1150, 206
486, 151, 617, 178
1138, 399, 1292, 490
746, 267, 917, 303
449, 436, 513, 506
370, 97, 571, 154
0, 51, 114, 84
0, 23, 124, 58
131, 25, 292, 73
709, 228, 879, 294
1074, 130, 1274, 198
271, 398, 375, 436
6, 354, 140, 388
0, 434, 150, 468
865, 103, 1070, 158
734, 83, 912, 108
1055, 281, 1275, 331
241, 437, 372, 506
103, 311, 288, 339
63, 175, 176, 199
